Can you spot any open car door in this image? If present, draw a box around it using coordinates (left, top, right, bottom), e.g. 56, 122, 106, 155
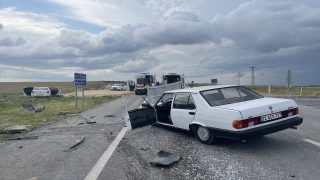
127, 106, 156, 129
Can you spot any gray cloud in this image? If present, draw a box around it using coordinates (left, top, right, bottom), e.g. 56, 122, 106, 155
0, 36, 26, 47
0, 23, 3, 30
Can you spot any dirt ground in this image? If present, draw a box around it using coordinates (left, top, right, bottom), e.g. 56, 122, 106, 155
63, 89, 134, 97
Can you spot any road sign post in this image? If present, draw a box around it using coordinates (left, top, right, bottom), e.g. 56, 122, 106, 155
74, 73, 86, 109
286, 70, 292, 95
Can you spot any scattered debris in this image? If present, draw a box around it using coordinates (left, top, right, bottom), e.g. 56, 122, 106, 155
58, 111, 73, 116
86, 121, 96, 124
140, 147, 150, 151
64, 136, 84, 152
21, 104, 45, 112
2, 106, 6, 108
110, 132, 113, 134
21, 104, 34, 112
0, 129, 26, 134
90, 116, 96, 119
290, 174, 296, 177
8, 136, 38, 140
105, 115, 115, 117
34, 106, 45, 112
19, 146, 22, 149
150, 150, 180, 166
78, 122, 85, 125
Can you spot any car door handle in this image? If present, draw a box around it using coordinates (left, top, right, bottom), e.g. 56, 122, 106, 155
189, 112, 195, 115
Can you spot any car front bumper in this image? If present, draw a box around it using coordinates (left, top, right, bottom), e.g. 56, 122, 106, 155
207, 117, 303, 140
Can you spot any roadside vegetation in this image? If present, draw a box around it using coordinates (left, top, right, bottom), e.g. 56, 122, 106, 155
0, 81, 125, 141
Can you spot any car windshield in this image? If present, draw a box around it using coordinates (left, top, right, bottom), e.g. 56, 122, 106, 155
114, 84, 124, 86
200, 86, 263, 106
137, 78, 145, 85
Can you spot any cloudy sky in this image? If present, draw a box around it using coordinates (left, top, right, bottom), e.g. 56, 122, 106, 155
0, 0, 319, 85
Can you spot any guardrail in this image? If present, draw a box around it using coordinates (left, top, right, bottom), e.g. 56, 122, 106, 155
146, 81, 183, 106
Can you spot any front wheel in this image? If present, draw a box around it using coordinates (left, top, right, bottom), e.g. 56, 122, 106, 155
195, 126, 217, 145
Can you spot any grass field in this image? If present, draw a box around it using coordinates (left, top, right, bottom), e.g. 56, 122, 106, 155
0, 81, 125, 141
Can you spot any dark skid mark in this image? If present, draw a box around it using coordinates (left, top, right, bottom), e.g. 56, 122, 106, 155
105, 115, 116, 117
8, 136, 38, 140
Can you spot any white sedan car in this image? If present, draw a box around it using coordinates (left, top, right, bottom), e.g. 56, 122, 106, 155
127, 85, 303, 144
110, 84, 128, 91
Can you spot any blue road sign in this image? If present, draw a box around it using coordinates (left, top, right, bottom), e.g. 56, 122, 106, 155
74, 73, 86, 86
74, 73, 86, 80
75, 80, 86, 86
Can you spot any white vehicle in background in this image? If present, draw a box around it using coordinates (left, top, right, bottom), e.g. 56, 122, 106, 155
110, 84, 128, 91
31, 87, 51, 97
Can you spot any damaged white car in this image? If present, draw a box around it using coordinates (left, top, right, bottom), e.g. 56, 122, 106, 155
127, 85, 303, 144
110, 84, 128, 91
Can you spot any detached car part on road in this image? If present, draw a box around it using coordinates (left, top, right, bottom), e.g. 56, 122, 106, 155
127, 85, 303, 144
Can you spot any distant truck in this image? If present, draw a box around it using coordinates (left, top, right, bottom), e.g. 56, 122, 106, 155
134, 73, 156, 95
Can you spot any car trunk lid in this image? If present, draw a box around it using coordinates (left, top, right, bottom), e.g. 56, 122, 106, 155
215, 98, 297, 120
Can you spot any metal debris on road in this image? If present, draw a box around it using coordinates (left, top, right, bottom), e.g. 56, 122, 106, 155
90, 116, 96, 118
290, 174, 296, 177
8, 136, 38, 140
86, 121, 96, 124
78, 123, 85, 125
140, 147, 150, 151
150, 150, 180, 166
105, 115, 115, 117
64, 136, 84, 152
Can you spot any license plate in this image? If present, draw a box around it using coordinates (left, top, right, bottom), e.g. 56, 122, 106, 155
260, 112, 282, 122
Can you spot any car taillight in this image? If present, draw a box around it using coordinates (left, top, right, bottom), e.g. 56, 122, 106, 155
283, 107, 299, 117
232, 117, 260, 129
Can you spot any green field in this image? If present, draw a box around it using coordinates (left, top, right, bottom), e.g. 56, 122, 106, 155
0, 81, 124, 141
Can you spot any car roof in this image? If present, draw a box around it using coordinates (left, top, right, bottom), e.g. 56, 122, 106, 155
165, 85, 238, 93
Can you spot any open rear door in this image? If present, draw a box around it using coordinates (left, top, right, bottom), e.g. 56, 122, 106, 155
127, 107, 156, 129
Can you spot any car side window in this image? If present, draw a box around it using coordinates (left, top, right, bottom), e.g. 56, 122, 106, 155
173, 93, 196, 110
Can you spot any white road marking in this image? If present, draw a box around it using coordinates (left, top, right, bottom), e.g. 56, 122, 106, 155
303, 139, 320, 148
84, 127, 127, 180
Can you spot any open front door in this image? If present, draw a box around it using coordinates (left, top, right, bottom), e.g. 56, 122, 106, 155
127, 107, 156, 129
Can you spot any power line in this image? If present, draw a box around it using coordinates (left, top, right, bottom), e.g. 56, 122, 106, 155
249, 67, 257, 86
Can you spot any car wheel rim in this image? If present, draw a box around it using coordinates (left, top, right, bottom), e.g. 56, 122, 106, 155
197, 126, 210, 141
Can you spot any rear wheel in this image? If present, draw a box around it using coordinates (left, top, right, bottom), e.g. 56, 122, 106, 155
195, 126, 217, 145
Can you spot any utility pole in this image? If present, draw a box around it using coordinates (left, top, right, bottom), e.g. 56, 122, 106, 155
249, 66, 257, 86
286, 70, 292, 95
238, 72, 241, 85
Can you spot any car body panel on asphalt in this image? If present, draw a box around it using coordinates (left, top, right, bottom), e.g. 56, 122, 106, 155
128, 85, 303, 143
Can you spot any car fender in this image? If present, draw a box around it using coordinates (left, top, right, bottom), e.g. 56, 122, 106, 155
189, 122, 207, 132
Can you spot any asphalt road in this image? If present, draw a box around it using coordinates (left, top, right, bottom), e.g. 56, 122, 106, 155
0, 96, 319, 180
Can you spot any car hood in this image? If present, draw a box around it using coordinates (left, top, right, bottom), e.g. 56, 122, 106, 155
215, 97, 297, 120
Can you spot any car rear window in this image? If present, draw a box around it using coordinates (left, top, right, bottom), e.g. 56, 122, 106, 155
115, 84, 124, 86
200, 86, 263, 106
33, 88, 49, 90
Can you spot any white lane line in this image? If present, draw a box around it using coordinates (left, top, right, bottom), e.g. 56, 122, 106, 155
84, 127, 127, 180
303, 139, 320, 148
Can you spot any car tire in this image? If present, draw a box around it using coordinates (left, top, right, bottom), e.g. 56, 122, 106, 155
195, 126, 217, 145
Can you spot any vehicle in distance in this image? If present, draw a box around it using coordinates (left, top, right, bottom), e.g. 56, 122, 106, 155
127, 85, 303, 144
31, 87, 51, 97
111, 84, 128, 91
